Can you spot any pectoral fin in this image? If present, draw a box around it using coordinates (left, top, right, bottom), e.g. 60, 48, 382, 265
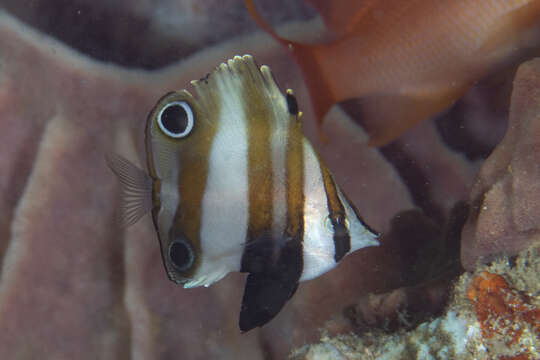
105, 153, 153, 227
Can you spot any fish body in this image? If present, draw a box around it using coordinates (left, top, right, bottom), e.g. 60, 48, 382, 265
108, 55, 378, 331
246, 0, 540, 145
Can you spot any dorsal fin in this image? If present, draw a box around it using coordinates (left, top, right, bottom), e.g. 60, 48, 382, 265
244, 0, 336, 140
190, 55, 291, 127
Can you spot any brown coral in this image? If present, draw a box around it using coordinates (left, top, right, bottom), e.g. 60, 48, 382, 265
461, 58, 540, 270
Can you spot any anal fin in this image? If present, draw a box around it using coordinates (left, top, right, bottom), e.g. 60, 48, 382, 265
239, 271, 299, 332
239, 232, 303, 332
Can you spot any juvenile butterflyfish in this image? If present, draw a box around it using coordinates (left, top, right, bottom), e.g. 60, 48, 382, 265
107, 55, 379, 332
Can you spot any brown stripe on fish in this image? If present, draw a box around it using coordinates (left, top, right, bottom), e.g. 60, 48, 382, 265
239, 58, 293, 273
145, 89, 220, 282
238, 111, 306, 332
273, 108, 305, 293
285, 121, 305, 242
244, 62, 274, 239
174, 83, 222, 280
145, 92, 169, 212
319, 161, 351, 262
283, 111, 305, 272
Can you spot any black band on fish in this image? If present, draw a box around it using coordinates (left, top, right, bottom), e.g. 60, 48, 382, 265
319, 163, 351, 262
239, 229, 303, 332
286, 90, 299, 116
329, 215, 351, 262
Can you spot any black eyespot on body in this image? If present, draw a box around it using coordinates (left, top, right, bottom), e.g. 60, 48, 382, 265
168, 239, 195, 271
286, 92, 298, 115
157, 101, 194, 138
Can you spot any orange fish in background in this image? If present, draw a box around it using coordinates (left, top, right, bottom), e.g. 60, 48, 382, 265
246, 0, 540, 146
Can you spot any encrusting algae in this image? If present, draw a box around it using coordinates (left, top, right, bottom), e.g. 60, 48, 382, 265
467, 271, 540, 359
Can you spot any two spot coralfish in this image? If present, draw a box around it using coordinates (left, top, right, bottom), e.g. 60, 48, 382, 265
108, 55, 378, 332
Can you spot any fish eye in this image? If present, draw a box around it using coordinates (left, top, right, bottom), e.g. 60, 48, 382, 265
168, 239, 195, 271
157, 101, 194, 138
324, 215, 350, 233
324, 216, 334, 233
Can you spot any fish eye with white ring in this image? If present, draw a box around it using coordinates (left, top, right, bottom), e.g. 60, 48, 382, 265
157, 101, 194, 138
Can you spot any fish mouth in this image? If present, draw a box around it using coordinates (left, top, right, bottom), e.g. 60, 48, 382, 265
165, 270, 190, 285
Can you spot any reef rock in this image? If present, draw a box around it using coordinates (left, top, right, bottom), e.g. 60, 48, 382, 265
461, 58, 540, 270
292, 243, 540, 360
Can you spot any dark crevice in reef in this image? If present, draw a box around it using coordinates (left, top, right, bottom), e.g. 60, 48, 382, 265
434, 98, 509, 162
378, 143, 445, 225
434, 66, 519, 161
382, 204, 465, 288
434, 102, 501, 161
344, 266, 460, 334
441, 201, 468, 271
339, 97, 472, 335
344, 202, 467, 334
2, 0, 316, 69
340, 100, 445, 225
258, 330, 276, 360
3, 0, 182, 69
